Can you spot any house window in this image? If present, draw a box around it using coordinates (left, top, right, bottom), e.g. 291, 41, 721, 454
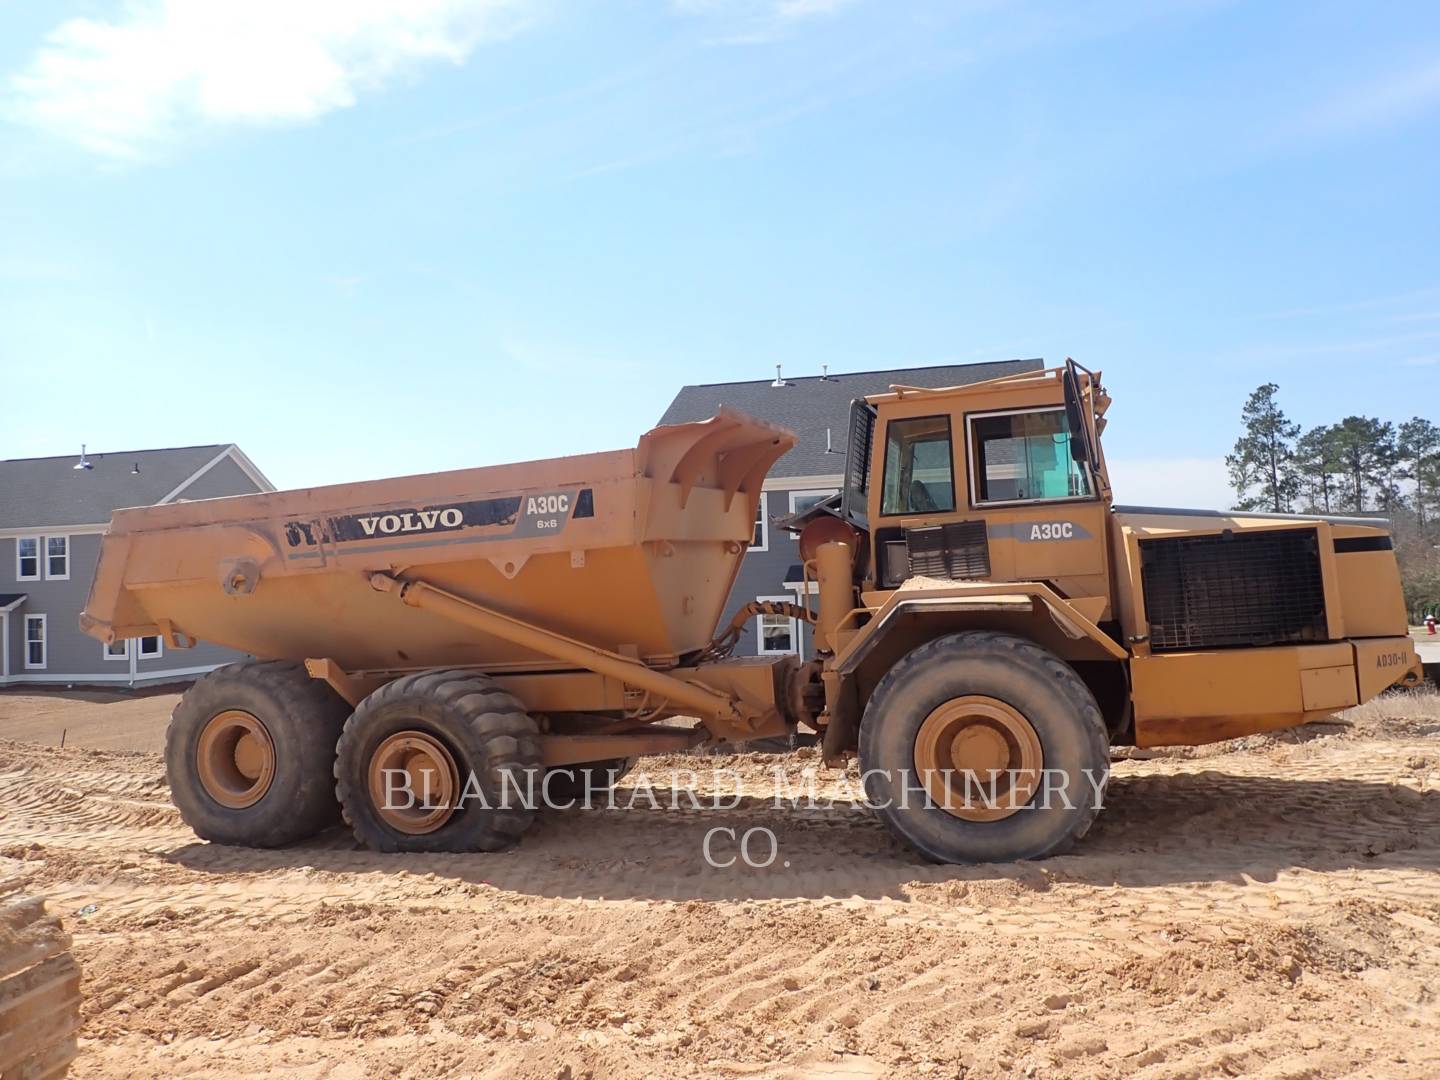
756, 596, 797, 655
881, 416, 956, 516
46, 536, 69, 580
138, 635, 163, 659
24, 615, 46, 669
789, 489, 839, 515
969, 408, 1092, 505
16, 537, 40, 581
104, 639, 129, 661
751, 493, 769, 552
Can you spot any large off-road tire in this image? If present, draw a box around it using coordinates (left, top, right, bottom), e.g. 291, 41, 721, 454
859, 631, 1109, 863
0, 882, 81, 1080
543, 758, 635, 806
335, 670, 543, 853
166, 660, 351, 847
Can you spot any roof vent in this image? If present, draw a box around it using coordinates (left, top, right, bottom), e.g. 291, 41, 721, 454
825, 427, 840, 454
73, 444, 93, 471
771, 364, 790, 388
131, 462, 141, 475
819, 363, 833, 381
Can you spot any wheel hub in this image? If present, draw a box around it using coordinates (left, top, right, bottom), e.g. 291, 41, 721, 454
197, 710, 276, 809
913, 696, 1044, 822
367, 731, 461, 835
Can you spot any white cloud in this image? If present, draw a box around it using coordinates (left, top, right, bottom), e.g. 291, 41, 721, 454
1106, 457, 1233, 512
6, 0, 536, 159
1307, 60, 1440, 135
672, 0, 856, 44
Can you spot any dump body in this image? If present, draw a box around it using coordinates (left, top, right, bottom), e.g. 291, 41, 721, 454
82, 409, 795, 676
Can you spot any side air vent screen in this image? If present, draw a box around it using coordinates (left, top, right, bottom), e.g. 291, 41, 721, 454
905, 520, 991, 581
1140, 528, 1327, 651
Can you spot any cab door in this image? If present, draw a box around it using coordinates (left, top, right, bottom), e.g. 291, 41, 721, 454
865, 385, 1111, 621
961, 399, 1110, 615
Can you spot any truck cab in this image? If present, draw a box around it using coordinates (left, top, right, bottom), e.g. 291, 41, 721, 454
847, 360, 1113, 626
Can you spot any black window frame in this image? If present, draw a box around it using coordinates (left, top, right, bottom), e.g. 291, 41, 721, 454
965, 406, 1098, 508
879, 413, 957, 518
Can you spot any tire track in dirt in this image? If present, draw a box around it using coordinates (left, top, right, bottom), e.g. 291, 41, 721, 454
2, 717, 1438, 1077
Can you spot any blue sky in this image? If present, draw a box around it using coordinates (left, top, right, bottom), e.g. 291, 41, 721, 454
2, 0, 1437, 508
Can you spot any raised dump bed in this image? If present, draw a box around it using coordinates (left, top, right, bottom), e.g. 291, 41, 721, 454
83, 408, 795, 675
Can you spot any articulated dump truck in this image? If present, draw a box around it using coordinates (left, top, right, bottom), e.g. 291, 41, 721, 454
81, 364, 1424, 862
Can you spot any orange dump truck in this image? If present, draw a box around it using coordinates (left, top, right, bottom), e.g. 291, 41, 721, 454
82, 366, 1423, 862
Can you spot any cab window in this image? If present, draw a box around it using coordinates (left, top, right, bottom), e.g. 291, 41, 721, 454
969, 408, 1092, 504
881, 416, 955, 515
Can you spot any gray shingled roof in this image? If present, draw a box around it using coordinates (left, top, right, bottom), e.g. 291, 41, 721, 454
658, 359, 1045, 478
0, 445, 231, 528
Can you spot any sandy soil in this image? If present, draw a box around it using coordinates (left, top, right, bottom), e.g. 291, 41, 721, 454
0, 688, 182, 754
1, 691, 1438, 1078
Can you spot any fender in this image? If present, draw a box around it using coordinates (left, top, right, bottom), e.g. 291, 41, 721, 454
833, 580, 1126, 677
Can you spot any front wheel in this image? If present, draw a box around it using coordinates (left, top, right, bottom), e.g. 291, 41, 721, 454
858, 631, 1109, 863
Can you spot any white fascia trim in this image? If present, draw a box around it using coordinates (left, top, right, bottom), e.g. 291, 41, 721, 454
0, 663, 223, 686
157, 446, 234, 504
762, 474, 845, 492
227, 445, 276, 492
0, 596, 26, 613
788, 488, 840, 513
0, 524, 107, 540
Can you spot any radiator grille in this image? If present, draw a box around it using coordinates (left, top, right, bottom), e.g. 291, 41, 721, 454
1140, 528, 1327, 651
906, 520, 991, 580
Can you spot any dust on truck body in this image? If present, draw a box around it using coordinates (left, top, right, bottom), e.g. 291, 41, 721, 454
82, 366, 1425, 862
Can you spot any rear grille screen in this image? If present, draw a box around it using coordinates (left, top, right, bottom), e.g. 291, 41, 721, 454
1140, 528, 1327, 651
906, 520, 991, 580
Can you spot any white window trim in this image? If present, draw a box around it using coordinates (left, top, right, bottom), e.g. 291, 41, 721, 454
966, 405, 1098, 509
138, 635, 164, 660
44, 535, 70, 581
103, 639, 130, 661
15, 536, 40, 581
788, 488, 840, 514
755, 595, 798, 656
751, 492, 769, 553
23, 614, 46, 670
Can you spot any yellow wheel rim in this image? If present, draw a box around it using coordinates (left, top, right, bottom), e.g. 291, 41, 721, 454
913, 696, 1044, 822
367, 731, 461, 835
197, 710, 276, 809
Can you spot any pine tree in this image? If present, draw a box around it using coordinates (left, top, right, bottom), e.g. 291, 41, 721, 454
1398, 418, 1440, 527
1295, 424, 1340, 513
1225, 383, 1301, 512
1329, 416, 1395, 513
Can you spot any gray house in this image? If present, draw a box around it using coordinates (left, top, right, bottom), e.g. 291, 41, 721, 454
1, 444, 273, 687
659, 359, 1043, 658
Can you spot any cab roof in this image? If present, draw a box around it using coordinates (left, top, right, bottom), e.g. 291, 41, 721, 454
865, 366, 1085, 407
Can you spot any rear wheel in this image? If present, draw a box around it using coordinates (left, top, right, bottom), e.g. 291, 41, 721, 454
859, 631, 1109, 863
167, 660, 351, 847
336, 670, 542, 853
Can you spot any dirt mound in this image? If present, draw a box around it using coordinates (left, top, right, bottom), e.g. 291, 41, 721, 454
0, 876, 82, 1079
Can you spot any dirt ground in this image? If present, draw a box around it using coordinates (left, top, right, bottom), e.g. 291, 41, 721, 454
2, 689, 1439, 1078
